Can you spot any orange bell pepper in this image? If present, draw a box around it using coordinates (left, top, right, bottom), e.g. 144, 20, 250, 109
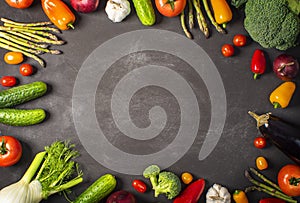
210, 0, 232, 28
269, 81, 296, 109
41, 0, 75, 30
233, 190, 249, 203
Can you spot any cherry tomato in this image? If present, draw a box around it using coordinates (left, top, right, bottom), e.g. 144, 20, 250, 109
181, 172, 193, 184
132, 179, 147, 193
155, 0, 186, 17
256, 156, 268, 170
0, 76, 17, 87
278, 164, 300, 197
20, 63, 34, 76
0, 136, 22, 167
233, 34, 247, 47
4, 52, 24, 65
254, 137, 267, 149
5, 0, 34, 9
221, 44, 234, 57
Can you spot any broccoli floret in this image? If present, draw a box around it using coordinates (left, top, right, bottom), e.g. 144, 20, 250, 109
244, 0, 300, 50
143, 165, 160, 189
154, 171, 181, 199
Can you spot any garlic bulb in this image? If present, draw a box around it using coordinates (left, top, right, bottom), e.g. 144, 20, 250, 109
206, 183, 231, 203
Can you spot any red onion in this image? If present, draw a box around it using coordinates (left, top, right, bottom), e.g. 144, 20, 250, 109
70, 0, 99, 13
273, 54, 299, 81
106, 190, 136, 203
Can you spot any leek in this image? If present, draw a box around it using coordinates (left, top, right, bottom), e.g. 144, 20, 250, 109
0, 140, 83, 203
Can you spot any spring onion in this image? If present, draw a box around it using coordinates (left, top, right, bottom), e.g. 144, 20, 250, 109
0, 140, 83, 203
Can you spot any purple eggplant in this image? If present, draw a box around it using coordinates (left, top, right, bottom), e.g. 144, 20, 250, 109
248, 111, 300, 165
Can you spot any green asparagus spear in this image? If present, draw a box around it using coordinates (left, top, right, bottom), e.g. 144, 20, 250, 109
0, 37, 42, 54
0, 18, 52, 27
180, 11, 193, 39
188, 0, 194, 29
4, 23, 60, 34
192, 0, 209, 38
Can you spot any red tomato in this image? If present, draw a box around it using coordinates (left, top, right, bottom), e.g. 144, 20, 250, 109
5, 0, 34, 9
132, 179, 147, 193
233, 34, 247, 47
278, 164, 300, 197
0, 76, 17, 87
221, 44, 234, 57
20, 63, 34, 76
155, 0, 186, 17
254, 137, 267, 149
0, 136, 22, 167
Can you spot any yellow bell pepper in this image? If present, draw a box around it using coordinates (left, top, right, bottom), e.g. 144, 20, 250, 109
233, 190, 249, 203
210, 0, 232, 28
269, 81, 296, 109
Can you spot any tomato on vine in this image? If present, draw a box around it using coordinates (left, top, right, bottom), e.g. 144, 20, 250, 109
155, 0, 186, 17
278, 164, 300, 197
0, 136, 22, 167
5, 0, 34, 9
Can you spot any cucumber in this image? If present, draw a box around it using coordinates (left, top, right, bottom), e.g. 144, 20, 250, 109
0, 108, 46, 126
0, 81, 47, 108
73, 174, 117, 203
132, 0, 156, 26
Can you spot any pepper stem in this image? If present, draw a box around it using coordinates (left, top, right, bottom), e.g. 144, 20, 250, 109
273, 102, 281, 109
68, 23, 75, 30
248, 111, 271, 128
253, 73, 259, 80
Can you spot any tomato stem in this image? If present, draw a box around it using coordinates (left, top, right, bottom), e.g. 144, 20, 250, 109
0, 138, 8, 155
289, 177, 300, 186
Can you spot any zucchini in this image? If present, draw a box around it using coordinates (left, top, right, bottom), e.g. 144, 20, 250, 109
132, 0, 156, 26
0, 108, 46, 126
73, 174, 117, 203
0, 81, 47, 108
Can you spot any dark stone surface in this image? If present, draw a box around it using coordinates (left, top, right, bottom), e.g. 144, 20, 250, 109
0, 1, 299, 202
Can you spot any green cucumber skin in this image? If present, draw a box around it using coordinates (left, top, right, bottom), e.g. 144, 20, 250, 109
0, 81, 47, 108
74, 174, 117, 203
132, 0, 156, 26
0, 108, 46, 126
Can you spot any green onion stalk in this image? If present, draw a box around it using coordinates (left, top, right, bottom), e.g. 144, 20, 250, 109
0, 141, 83, 203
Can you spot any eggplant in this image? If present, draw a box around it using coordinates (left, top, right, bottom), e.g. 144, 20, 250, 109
248, 111, 300, 165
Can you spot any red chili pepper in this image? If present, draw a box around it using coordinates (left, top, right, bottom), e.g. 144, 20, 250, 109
251, 49, 266, 79
173, 178, 205, 203
259, 198, 286, 203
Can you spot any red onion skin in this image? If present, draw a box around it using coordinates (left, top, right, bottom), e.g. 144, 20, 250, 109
106, 190, 136, 203
273, 54, 299, 81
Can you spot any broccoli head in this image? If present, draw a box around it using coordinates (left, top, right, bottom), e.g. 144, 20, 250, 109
244, 0, 300, 50
154, 171, 181, 199
143, 165, 161, 189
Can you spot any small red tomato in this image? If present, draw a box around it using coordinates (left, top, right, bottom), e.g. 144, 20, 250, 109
0, 136, 22, 167
0, 76, 17, 87
254, 137, 267, 149
221, 44, 234, 57
132, 179, 147, 193
20, 63, 34, 76
233, 34, 247, 47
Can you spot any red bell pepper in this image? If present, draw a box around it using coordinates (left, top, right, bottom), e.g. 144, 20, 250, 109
259, 198, 286, 203
251, 49, 266, 79
173, 178, 205, 203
